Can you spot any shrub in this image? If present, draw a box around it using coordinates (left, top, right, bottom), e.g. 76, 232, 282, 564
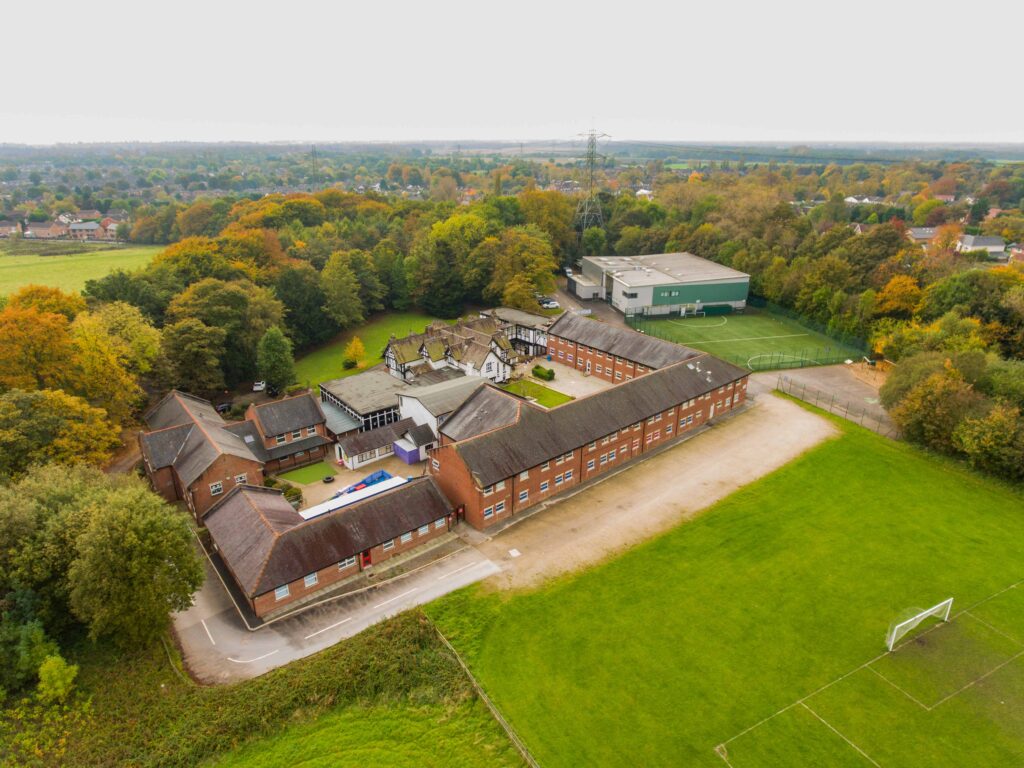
36, 654, 78, 704
285, 383, 306, 395
532, 365, 555, 381
342, 357, 358, 370
282, 485, 303, 506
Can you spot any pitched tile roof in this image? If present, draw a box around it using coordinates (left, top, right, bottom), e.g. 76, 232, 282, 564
449, 356, 748, 487
398, 377, 485, 418
203, 479, 452, 597
547, 313, 699, 369
338, 417, 416, 456
250, 393, 325, 437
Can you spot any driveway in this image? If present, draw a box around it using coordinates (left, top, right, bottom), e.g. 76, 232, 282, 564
174, 545, 498, 683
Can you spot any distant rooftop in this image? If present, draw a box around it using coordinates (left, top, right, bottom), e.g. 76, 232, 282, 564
583, 252, 748, 287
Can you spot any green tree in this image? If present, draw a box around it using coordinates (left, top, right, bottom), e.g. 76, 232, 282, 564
480, 227, 557, 306
274, 264, 337, 349
321, 253, 365, 327
257, 326, 296, 390
953, 403, 1024, 480
36, 654, 78, 704
582, 226, 606, 256
68, 485, 203, 648
891, 370, 987, 453
0, 389, 121, 480
160, 319, 227, 393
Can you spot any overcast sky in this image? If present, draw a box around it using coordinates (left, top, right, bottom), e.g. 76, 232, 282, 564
3, 0, 1021, 145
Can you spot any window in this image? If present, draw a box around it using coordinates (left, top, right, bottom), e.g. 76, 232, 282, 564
383, 539, 395, 550
622, 290, 638, 299
608, 449, 616, 460
274, 584, 290, 601
600, 454, 608, 465
432, 458, 440, 471
540, 481, 549, 492
588, 441, 596, 451
633, 422, 641, 431
555, 455, 564, 465
648, 416, 655, 425
565, 470, 573, 481
653, 430, 661, 440
519, 470, 529, 480
276, 434, 287, 445
306, 426, 317, 437
482, 484, 494, 496
555, 473, 564, 486
548, 347, 555, 356
733, 394, 740, 405
666, 424, 673, 434
567, 354, 574, 363
596, 364, 603, 374
339, 556, 356, 569
304, 572, 319, 588
518, 489, 528, 503
380, 443, 393, 455
495, 501, 505, 513
234, 474, 247, 484
483, 506, 494, 519
435, 518, 446, 529
292, 429, 302, 439
616, 372, 623, 380
485, 361, 493, 373
558, 350, 565, 359
495, 480, 506, 491
359, 450, 375, 462
541, 461, 550, 471
209, 481, 223, 496
587, 459, 595, 470
655, 414, 662, 422
563, 450, 573, 460
418, 524, 430, 535
400, 532, 413, 544
646, 434, 654, 444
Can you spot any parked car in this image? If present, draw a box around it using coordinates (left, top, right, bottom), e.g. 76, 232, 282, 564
564, 267, 574, 277
252, 380, 266, 392
215, 402, 232, 414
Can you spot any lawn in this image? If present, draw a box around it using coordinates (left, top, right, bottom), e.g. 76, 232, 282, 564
0, 242, 162, 295
276, 460, 338, 485
425, 410, 1024, 767
294, 311, 440, 389
1, 613, 522, 767
630, 306, 864, 370
500, 378, 575, 408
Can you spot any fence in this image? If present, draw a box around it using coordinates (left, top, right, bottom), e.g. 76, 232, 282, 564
428, 619, 541, 768
747, 296, 868, 351
775, 374, 900, 439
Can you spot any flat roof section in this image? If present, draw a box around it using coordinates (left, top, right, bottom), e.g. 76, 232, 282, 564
583, 252, 749, 288
320, 365, 411, 415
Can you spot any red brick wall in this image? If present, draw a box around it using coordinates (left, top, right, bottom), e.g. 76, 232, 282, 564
250, 513, 450, 617
546, 334, 651, 382
190, 454, 265, 520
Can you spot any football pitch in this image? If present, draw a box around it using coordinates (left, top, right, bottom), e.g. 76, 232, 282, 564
426, 411, 1024, 767
632, 308, 864, 370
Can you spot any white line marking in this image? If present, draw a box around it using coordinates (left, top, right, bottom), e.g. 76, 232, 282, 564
437, 561, 481, 581
801, 702, 880, 767
373, 587, 418, 609
867, 665, 930, 709
679, 332, 811, 345
200, 619, 215, 646
227, 649, 279, 664
303, 617, 354, 640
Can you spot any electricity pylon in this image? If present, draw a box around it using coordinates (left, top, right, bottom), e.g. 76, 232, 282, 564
574, 128, 608, 234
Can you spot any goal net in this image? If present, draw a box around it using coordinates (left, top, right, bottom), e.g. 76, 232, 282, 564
886, 598, 953, 651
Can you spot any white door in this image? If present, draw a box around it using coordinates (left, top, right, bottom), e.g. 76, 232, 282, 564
709, 404, 715, 419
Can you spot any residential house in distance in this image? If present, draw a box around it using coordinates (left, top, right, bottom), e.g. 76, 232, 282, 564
225, 394, 331, 474
906, 227, 938, 247
0, 219, 20, 237
140, 391, 264, 520
957, 234, 1006, 259
23, 220, 68, 239
68, 221, 102, 240
383, 316, 518, 384
570, 252, 749, 316
203, 478, 453, 618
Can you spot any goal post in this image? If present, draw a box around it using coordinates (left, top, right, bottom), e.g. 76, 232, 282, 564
886, 598, 953, 652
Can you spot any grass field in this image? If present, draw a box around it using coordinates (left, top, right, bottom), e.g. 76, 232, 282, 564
500, 378, 575, 408
294, 312, 439, 389
0, 242, 161, 295
1, 613, 521, 767
631, 307, 864, 370
276, 460, 338, 484
426, 410, 1024, 767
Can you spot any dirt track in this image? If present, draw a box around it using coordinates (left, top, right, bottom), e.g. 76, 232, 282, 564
476, 391, 837, 591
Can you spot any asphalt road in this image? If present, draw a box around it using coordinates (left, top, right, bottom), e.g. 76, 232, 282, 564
174, 546, 499, 683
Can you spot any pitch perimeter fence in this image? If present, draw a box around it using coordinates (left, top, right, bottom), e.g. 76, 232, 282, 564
776, 374, 900, 439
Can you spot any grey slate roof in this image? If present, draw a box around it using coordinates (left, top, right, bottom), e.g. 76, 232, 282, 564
400, 376, 485, 418
320, 366, 411, 415
69, 221, 100, 231
320, 400, 363, 435
907, 227, 937, 241
223, 421, 331, 462
439, 386, 522, 442
960, 234, 1005, 249
451, 356, 748, 487
406, 423, 437, 447
250, 393, 325, 437
339, 418, 416, 456
547, 313, 698, 369
486, 307, 553, 330
204, 479, 452, 597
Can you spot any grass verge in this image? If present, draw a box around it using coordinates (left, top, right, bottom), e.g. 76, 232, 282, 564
276, 460, 338, 485
500, 379, 575, 408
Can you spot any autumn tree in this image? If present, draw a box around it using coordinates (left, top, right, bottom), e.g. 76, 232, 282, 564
953, 403, 1024, 480
321, 253, 365, 327
70, 312, 142, 424
0, 389, 121, 480
160, 319, 227, 393
874, 275, 922, 318
518, 190, 575, 263
256, 326, 296, 390
0, 307, 74, 391
891, 369, 987, 453
343, 336, 366, 369
479, 227, 557, 306
7, 285, 86, 321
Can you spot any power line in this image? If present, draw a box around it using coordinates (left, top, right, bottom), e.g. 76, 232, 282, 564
574, 128, 608, 234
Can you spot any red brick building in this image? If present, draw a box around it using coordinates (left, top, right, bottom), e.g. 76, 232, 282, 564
203, 479, 453, 618
545, 312, 697, 382
429, 355, 749, 530
228, 394, 331, 473
140, 391, 266, 521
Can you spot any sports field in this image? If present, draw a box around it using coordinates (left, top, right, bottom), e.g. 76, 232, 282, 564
631, 307, 864, 370
0, 243, 161, 295
426, 410, 1024, 767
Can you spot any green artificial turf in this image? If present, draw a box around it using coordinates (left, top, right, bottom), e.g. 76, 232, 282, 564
631, 307, 864, 370
500, 379, 575, 408
426, 412, 1024, 767
276, 460, 338, 485
0, 243, 162, 295
294, 312, 440, 389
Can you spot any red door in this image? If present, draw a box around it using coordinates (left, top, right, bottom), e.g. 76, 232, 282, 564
360, 550, 372, 568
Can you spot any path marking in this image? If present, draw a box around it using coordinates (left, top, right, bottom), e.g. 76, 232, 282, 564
303, 616, 354, 640
437, 561, 481, 581
800, 702, 880, 767
680, 332, 810, 345
667, 317, 728, 329
227, 649, 279, 664
867, 665, 930, 710
200, 619, 216, 646
373, 587, 418, 609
